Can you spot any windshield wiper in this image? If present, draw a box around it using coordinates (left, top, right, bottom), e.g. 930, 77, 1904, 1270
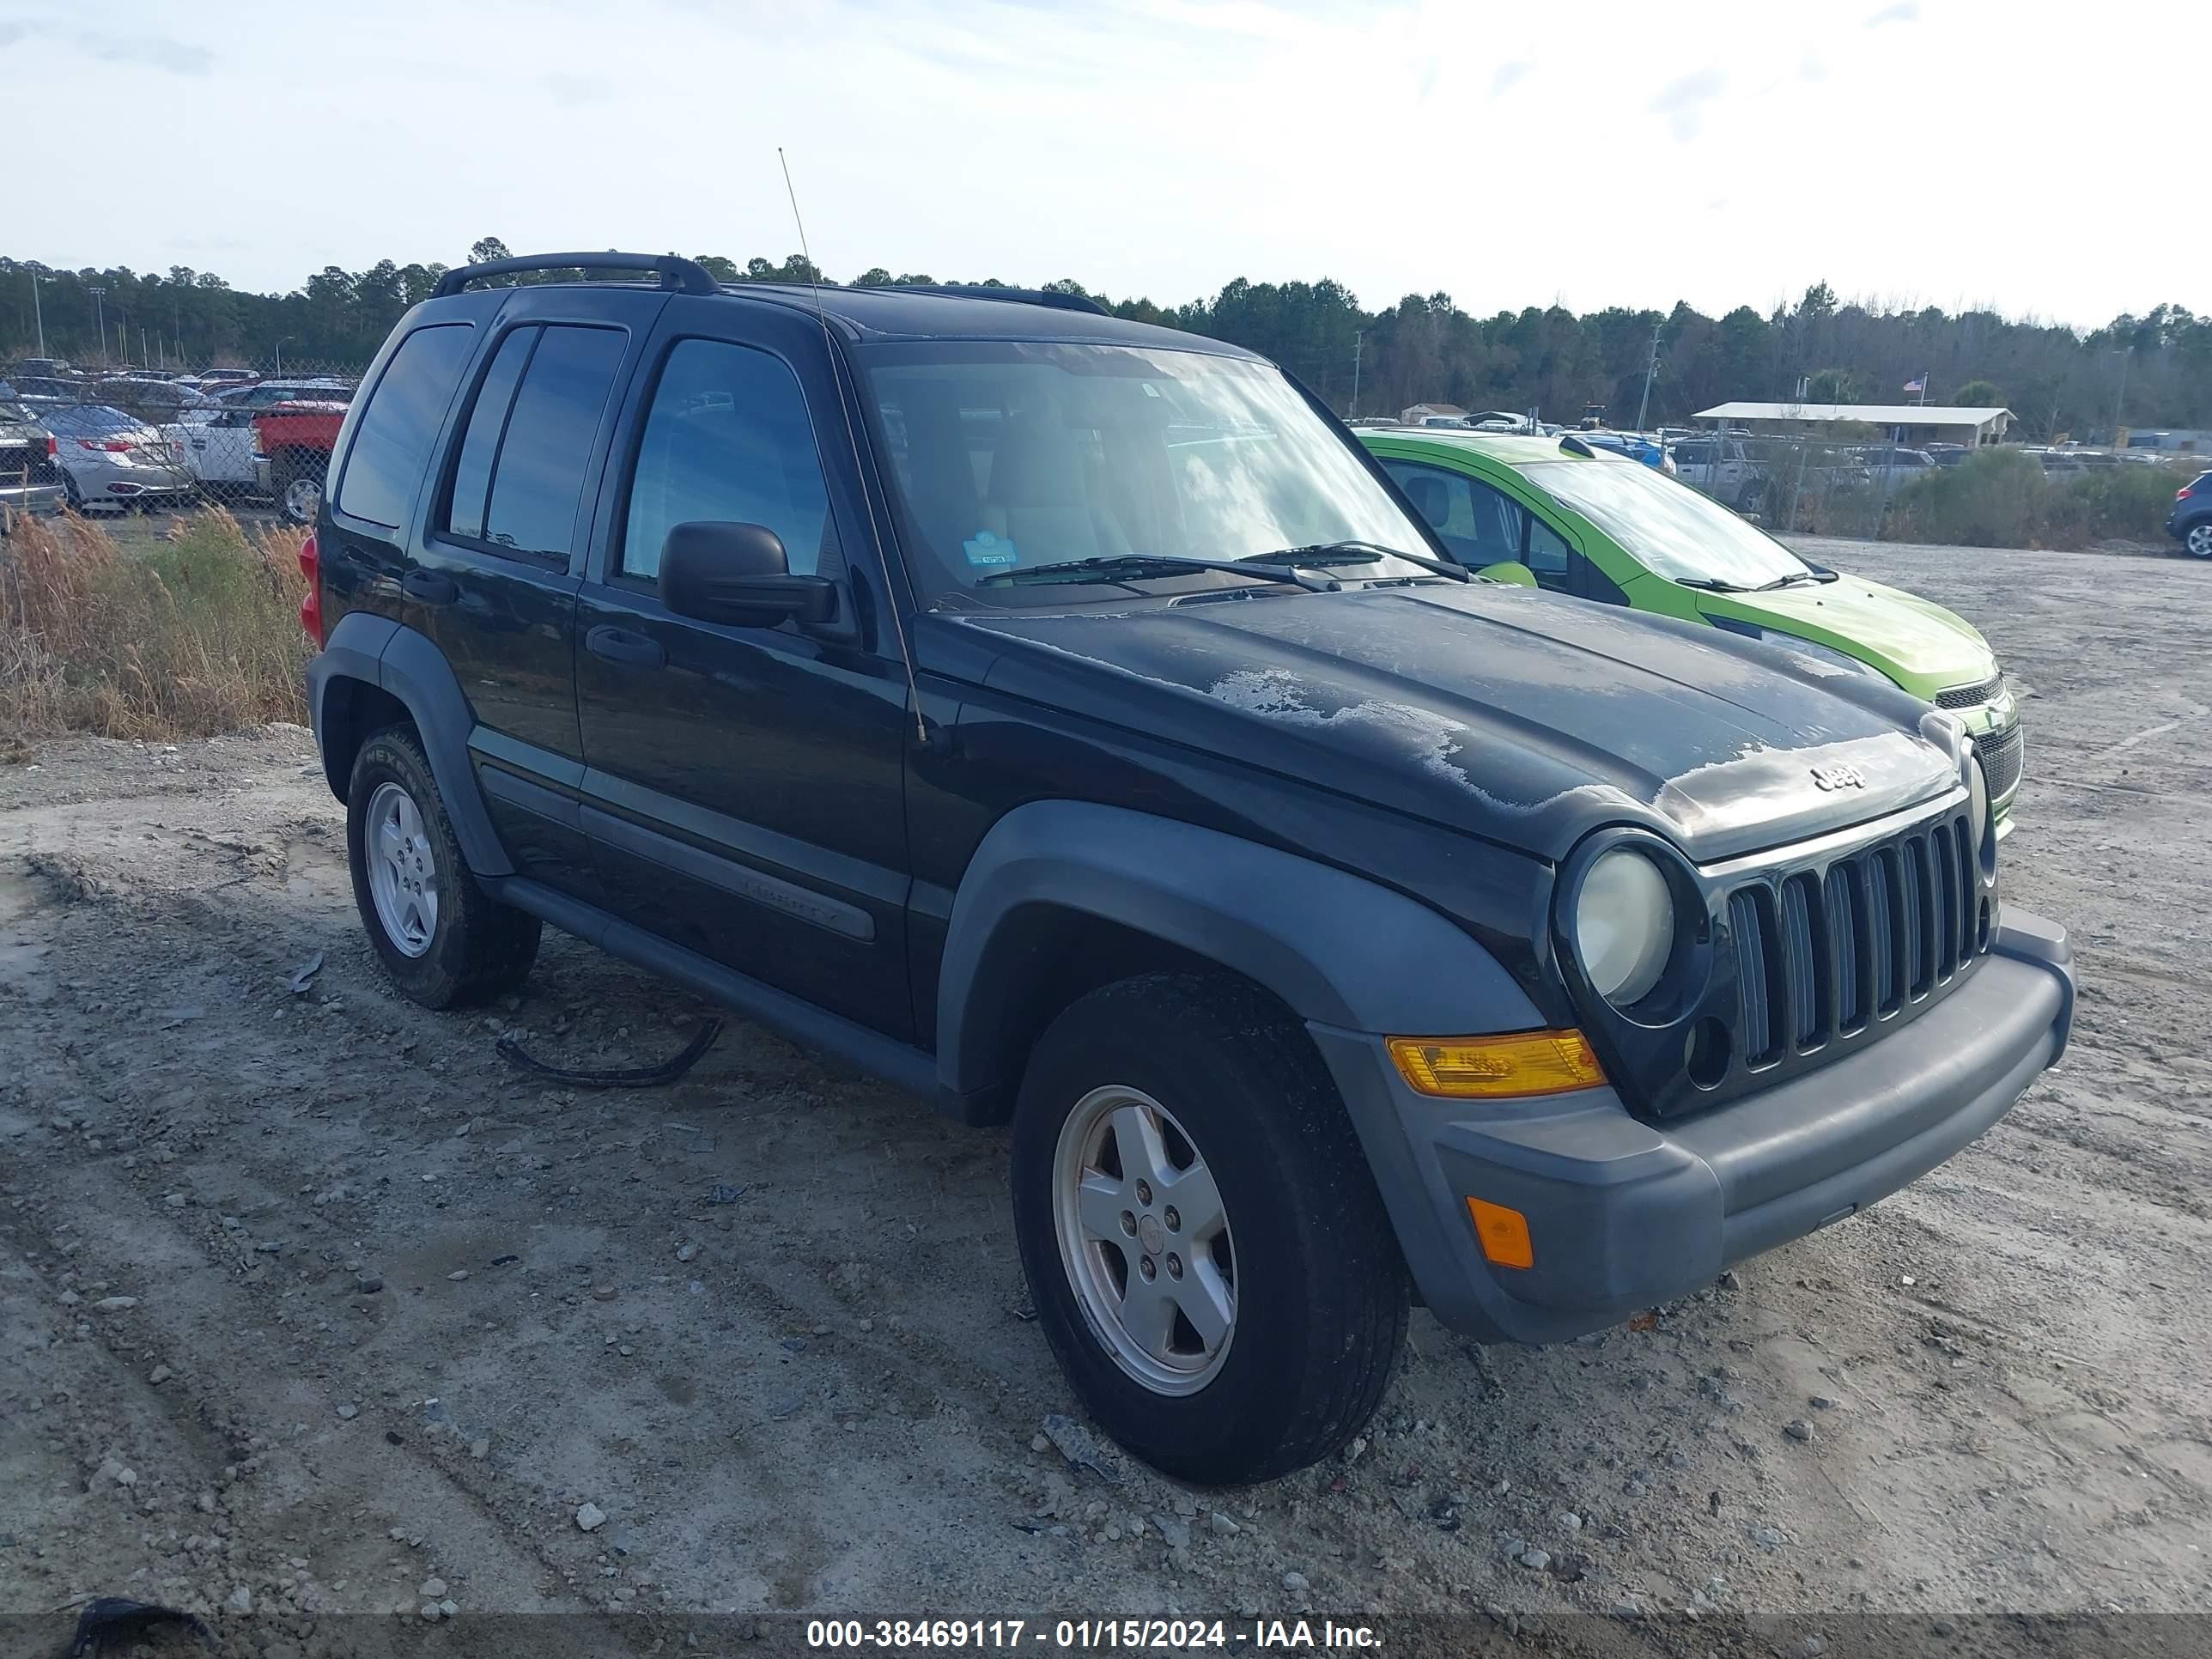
1673, 576, 1750, 592
1750, 572, 1824, 591
977, 554, 1338, 593
1248, 539, 1472, 582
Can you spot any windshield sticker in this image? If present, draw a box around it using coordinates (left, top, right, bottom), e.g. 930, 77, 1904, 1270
963, 531, 1018, 568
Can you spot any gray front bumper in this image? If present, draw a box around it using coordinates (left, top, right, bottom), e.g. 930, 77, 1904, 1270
1311, 907, 2075, 1344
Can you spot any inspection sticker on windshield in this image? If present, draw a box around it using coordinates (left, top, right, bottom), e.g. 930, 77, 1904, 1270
963, 530, 1018, 568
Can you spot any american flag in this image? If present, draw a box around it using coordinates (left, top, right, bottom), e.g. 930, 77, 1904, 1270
1903, 375, 1927, 394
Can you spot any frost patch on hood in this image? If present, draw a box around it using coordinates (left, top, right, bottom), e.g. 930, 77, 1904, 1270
1209, 668, 1479, 793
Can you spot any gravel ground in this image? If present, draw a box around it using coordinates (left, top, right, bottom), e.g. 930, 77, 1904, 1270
1, 538, 2207, 1652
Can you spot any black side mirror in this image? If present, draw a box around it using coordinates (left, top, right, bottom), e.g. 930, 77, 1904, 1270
659, 521, 839, 630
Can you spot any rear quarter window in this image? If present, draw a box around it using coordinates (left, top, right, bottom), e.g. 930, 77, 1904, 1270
335, 324, 477, 529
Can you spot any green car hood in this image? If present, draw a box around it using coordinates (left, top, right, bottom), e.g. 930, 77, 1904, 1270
1694, 573, 1996, 698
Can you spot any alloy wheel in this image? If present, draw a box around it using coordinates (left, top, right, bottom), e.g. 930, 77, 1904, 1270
364, 780, 440, 958
1051, 1085, 1237, 1395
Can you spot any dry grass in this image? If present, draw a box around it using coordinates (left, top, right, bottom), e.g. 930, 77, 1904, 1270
0, 508, 313, 740
1886, 448, 2190, 549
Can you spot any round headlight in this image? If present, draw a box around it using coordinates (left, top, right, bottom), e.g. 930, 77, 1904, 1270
1575, 847, 1676, 1006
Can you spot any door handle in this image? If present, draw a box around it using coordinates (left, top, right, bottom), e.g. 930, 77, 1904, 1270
402, 569, 458, 605
586, 624, 667, 669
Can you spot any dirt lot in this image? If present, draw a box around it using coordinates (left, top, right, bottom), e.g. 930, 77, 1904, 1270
1, 538, 2207, 1650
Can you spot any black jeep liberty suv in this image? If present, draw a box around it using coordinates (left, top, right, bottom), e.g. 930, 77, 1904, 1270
303, 252, 2075, 1484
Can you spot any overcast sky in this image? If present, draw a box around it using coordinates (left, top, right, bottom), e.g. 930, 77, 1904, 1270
2, 0, 2190, 328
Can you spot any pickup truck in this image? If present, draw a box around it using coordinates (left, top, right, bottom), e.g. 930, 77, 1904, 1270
1673, 436, 1767, 509
252, 400, 349, 523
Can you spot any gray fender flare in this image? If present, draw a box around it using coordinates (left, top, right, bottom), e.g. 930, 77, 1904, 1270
307, 611, 512, 878
935, 799, 1540, 1106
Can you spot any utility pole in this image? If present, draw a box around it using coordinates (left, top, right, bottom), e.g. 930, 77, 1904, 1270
1635, 317, 1662, 434
2112, 345, 2132, 445
1350, 330, 1364, 419
30, 272, 52, 356
88, 286, 107, 365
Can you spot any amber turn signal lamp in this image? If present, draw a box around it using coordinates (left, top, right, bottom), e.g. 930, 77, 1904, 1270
1386, 1030, 1604, 1099
1465, 1198, 1534, 1269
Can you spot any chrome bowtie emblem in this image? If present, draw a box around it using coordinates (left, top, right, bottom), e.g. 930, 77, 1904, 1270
1810, 763, 1868, 791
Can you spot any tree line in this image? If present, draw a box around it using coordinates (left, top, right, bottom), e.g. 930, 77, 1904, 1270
5, 239, 2207, 441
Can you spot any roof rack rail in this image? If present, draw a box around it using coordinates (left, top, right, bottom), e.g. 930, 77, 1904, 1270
863, 283, 1109, 317
431, 252, 720, 299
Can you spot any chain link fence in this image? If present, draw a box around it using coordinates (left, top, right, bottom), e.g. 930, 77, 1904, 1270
3, 353, 361, 527
1674, 433, 1938, 540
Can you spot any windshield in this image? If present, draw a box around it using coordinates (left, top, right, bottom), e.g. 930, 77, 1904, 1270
0, 401, 33, 423
859, 342, 1439, 607
1522, 457, 1811, 589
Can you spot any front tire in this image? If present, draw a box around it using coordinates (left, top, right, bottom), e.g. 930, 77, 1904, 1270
1012, 973, 1407, 1484
345, 726, 539, 1009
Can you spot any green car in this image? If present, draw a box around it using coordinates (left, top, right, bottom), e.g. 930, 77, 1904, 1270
1358, 429, 2024, 833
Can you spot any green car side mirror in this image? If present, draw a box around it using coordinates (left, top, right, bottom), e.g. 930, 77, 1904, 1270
1476, 560, 1539, 587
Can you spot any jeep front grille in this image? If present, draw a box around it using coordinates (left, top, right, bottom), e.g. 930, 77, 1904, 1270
1934, 674, 2005, 710
1978, 723, 2025, 799
1727, 807, 1986, 1067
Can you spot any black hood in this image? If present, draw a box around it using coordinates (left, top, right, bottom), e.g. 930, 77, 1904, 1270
941, 581, 1963, 863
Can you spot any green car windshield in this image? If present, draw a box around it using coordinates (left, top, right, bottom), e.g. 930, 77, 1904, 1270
860, 342, 1440, 609
1523, 458, 1813, 590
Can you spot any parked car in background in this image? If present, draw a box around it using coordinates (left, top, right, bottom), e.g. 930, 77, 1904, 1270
1577, 430, 1675, 474
0, 398, 58, 481
194, 368, 258, 388
1673, 434, 1765, 507
2170, 471, 2212, 559
42, 404, 194, 512
159, 380, 356, 501
93, 376, 219, 425
0, 398, 65, 527
7, 357, 74, 380
1857, 446, 1939, 486
213, 376, 355, 413
1360, 428, 2027, 831
6, 375, 87, 409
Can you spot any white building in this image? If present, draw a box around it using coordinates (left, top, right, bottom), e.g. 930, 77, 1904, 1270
1694, 401, 2015, 448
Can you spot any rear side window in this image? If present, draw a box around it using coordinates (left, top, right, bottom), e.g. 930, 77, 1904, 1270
336, 324, 475, 528
445, 328, 539, 542
620, 339, 830, 581
477, 326, 628, 558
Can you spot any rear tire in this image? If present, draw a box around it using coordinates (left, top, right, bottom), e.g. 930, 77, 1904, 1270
345, 726, 539, 1009
271, 452, 324, 525
1011, 972, 1407, 1485
2186, 522, 2212, 560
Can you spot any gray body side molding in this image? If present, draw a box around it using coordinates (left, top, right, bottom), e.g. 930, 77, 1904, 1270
936, 799, 1540, 1108
307, 612, 512, 878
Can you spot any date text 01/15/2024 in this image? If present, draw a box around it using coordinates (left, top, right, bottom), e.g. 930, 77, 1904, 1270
805, 1620, 1382, 1650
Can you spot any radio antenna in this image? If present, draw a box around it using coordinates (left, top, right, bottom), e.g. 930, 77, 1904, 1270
779, 146, 930, 748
